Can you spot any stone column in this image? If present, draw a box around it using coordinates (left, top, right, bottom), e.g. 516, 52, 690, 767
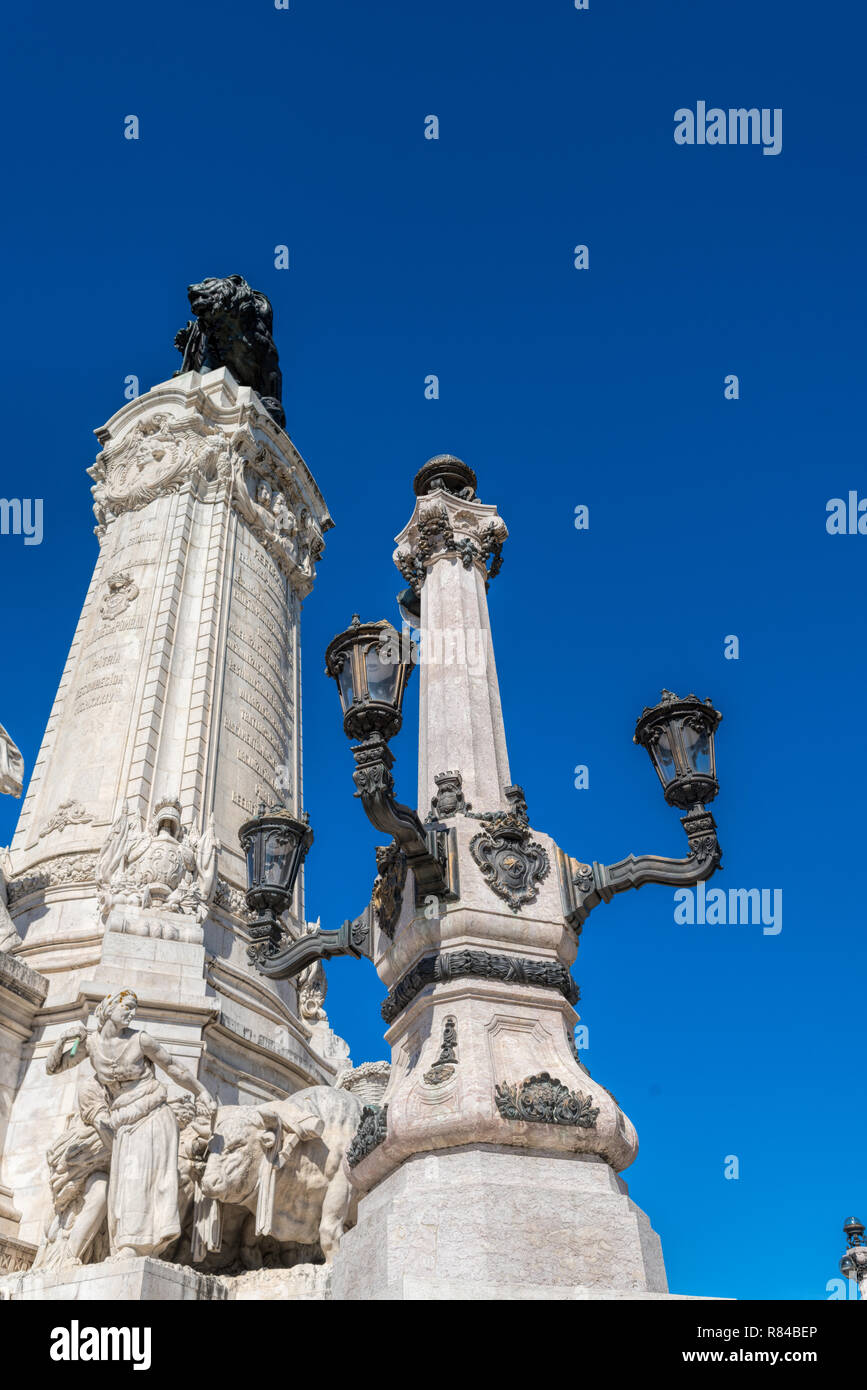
394, 456, 511, 814
332, 458, 670, 1300
2, 367, 349, 1248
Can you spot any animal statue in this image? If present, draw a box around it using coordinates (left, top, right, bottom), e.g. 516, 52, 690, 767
200, 1085, 363, 1266
174, 274, 285, 428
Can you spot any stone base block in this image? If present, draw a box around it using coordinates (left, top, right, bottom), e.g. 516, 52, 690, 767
331, 1144, 672, 1301
219, 1265, 332, 1300
0, 1256, 227, 1301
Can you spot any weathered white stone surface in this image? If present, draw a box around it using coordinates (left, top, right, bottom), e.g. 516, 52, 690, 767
0, 950, 47, 1256
0, 1255, 227, 1301
218, 1264, 331, 1300
332, 1145, 669, 1300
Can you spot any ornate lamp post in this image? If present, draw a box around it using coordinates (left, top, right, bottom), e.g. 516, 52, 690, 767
239, 803, 314, 960
246, 454, 729, 1299
840, 1217, 867, 1300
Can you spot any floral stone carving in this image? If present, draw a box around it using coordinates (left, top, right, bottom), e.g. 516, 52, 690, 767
38, 800, 93, 838
494, 1073, 600, 1128
346, 1103, 388, 1168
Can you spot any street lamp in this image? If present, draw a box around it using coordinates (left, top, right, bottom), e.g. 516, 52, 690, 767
634, 689, 721, 810
239, 803, 313, 960
325, 615, 414, 742
325, 614, 454, 900
840, 1217, 867, 1300
557, 689, 723, 930
249, 614, 456, 979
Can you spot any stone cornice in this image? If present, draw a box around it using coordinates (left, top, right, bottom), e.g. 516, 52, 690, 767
393, 487, 508, 594
0, 950, 48, 1011
88, 368, 332, 594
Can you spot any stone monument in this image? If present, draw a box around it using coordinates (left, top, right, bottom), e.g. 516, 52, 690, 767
0, 277, 352, 1276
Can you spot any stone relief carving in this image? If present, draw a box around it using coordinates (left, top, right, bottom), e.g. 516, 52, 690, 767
371, 842, 407, 940
32, 1068, 368, 1273
45, 990, 217, 1261
99, 573, 139, 621
38, 800, 93, 838
89, 409, 325, 592
469, 813, 550, 912
423, 1016, 458, 1086
494, 1073, 600, 1129
346, 1104, 388, 1168
88, 414, 233, 534
228, 439, 325, 587
426, 769, 471, 821
0, 1238, 35, 1275
297, 927, 328, 1023
96, 798, 219, 923
6, 853, 97, 905
0, 723, 24, 798
213, 877, 251, 920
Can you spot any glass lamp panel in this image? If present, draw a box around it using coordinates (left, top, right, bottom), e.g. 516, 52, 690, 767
680, 720, 711, 774
263, 830, 290, 887
365, 643, 399, 706
245, 840, 258, 889
336, 659, 355, 711
653, 728, 677, 784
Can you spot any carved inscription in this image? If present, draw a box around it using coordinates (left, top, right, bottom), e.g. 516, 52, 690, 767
219, 539, 295, 816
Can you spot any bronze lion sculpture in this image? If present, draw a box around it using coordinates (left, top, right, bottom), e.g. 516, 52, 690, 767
175, 274, 285, 428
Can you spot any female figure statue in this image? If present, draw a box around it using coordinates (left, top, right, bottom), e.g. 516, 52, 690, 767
46, 990, 217, 1259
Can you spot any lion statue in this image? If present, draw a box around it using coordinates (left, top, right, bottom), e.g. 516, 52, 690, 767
174, 275, 285, 429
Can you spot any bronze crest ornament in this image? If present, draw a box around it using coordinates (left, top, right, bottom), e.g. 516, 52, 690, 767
469, 813, 550, 912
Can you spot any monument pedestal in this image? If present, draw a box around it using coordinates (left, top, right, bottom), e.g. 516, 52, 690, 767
0, 1255, 227, 1301
331, 1145, 669, 1301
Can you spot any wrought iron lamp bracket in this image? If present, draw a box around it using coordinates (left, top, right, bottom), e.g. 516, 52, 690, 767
351, 734, 457, 905
558, 805, 722, 933
254, 904, 373, 980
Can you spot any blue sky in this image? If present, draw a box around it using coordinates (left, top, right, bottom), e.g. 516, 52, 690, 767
1, 0, 864, 1299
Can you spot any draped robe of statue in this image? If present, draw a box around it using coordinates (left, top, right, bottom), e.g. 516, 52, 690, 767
99, 1035, 181, 1253
46, 992, 215, 1258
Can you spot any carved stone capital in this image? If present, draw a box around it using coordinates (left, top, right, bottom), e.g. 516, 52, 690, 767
88, 373, 333, 596
393, 477, 508, 594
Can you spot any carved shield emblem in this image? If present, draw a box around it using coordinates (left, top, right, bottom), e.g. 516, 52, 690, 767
469, 815, 550, 912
